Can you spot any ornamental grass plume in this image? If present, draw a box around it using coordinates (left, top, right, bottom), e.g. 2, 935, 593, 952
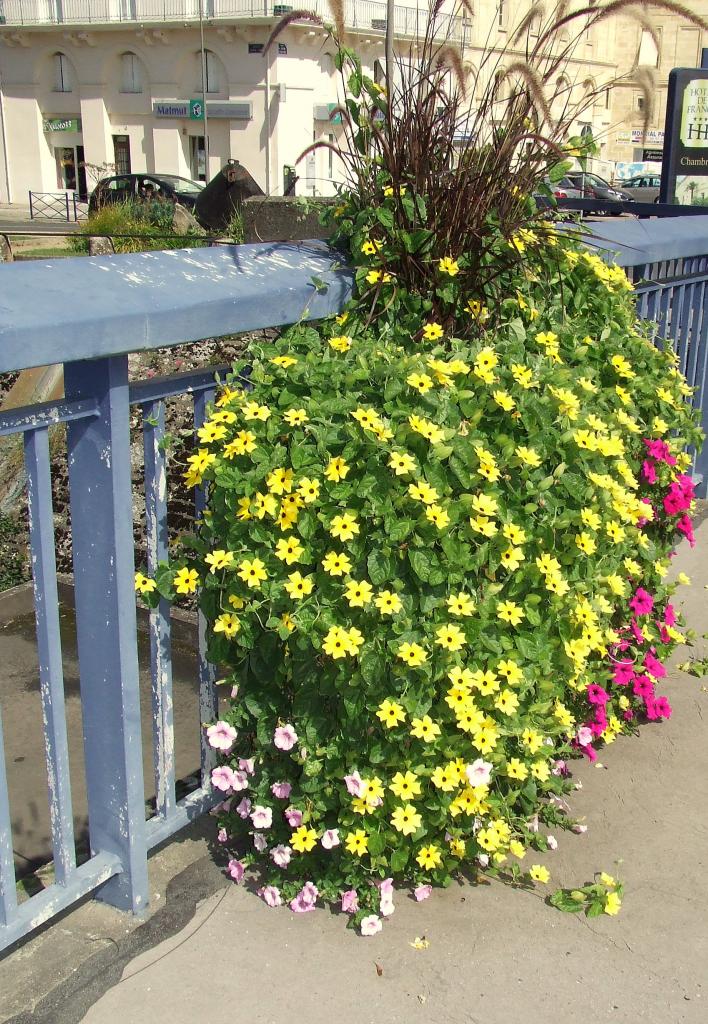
143, 2, 706, 932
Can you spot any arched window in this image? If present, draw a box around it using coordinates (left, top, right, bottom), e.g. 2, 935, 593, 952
53, 53, 72, 93
121, 52, 142, 94
197, 50, 221, 94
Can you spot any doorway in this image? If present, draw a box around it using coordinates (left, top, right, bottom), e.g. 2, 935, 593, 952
54, 144, 87, 198
190, 136, 206, 181
112, 135, 131, 176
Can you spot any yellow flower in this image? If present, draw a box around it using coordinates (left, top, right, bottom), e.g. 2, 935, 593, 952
398, 642, 428, 668
470, 669, 499, 695
135, 572, 156, 594
497, 659, 523, 685
186, 449, 216, 476
408, 415, 445, 444
529, 864, 550, 884
344, 578, 374, 608
365, 269, 393, 285
274, 537, 303, 565
447, 591, 475, 617
322, 625, 350, 659
361, 238, 382, 255
416, 844, 442, 870
500, 546, 525, 572
522, 728, 544, 754
388, 451, 416, 476
205, 549, 234, 573
254, 491, 277, 519
494, 689, 520, 716
284, 571, 314, 600
351, 407, 383, 432
389, 770, 422, 800
497, 601, 525, 626
209, 409, 237, 425
530, 760, 551, 782
515, 445, 541, 467
297, 477, 320, 503
237, 558, 268, 588
434, 623, 466, 652
604, 892, 622, 915
438, 256, 459, 276
215, 385, 240, 406
242, 401, 271, 421
449, 837, 466, 858
493, 390, 516, 412
576, 532, 597, 555
467, 299, 490, 321
422, 322, 444, 341
408, 480, 439, 505
322, 550, 352, 577
407, 372, 434, 394
344, 829, 369, 856
266, 467, 293, 495
330, 513, 360, 542
375, 590, 403, 615
236, 497, 252, 520
430, 765, 457, 792
391, 804, 422, 835
290, 825, 318, 853
445, 686, 474, 712
329, 335, 352, 352
324, 457, 350, 482
471, 493, 498, 517
283, 408, 309, 427
410, 715, 440, 742
425, 504, 450, 529
270, 354, 298, 368
506, 757, 528, 780
469, 515, 498, 538
376, 699, 406, 729
213, 612, 240, 638
344, 627, 365, 655
223, 430, 257, 458
197, 421, 227, 444
509, 840, 526, 859
173, 567, 199, 594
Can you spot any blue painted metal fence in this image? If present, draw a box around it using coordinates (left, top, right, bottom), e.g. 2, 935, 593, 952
0, 225, 705, 952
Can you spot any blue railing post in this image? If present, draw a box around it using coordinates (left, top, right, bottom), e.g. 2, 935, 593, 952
63, 355, 149, 913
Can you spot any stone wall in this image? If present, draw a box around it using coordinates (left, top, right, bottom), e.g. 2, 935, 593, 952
241, 197, 336, 243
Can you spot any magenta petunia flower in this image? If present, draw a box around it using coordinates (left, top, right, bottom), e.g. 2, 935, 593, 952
644, 438, 675, 464
271, 781, 292, 800
274, 724, 298, 751
664, 603, 677, 627
633, 673, 655, 699
629, 587, 654, 617
612, 662, 635, 686
259, 885, 282, 908
360, 914, 382, 936
414, 884, 432, 902
227, 858, 245, 883
341, 889, 359, 914
284, 807, 303, 828
676, 514, 696, 546
641, 459, 657, 484
646, 694, 672, 720
206, 721, 237, 751
211, 765, 237, 792
643, 652, 667, 679
586, 683, 610, 705
270, 844, 292, 868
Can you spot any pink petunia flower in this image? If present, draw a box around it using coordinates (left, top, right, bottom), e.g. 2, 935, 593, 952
227, 859, 245, 883
290, 882, 318, 913
321, 829, 340, 850
270, 844, 292, 868
551, 760, 569, 777
576, 726, 593, 746
211, 765, 237, 792
629, 588, 654, 617
477, 853, 490, 867
377, 878, 395, 918
239, 757, 256, 775
284, 807, 303, 828
271, 781, 292, 800
572, 824, 588, 834
206, 721, 238, 751
235, 797, 252, 819
259, 885, 282, 908
414, 884, 432, 902
343, 771, 365, 797
231, 684, 239, 699
250, 805, 273, 830
546, 835, 558, 850
253, 832, 268, 852
274, 724, 298, 751
466, 758, 493, 787
360, 915, 383, 936
231, 770, 250, 792
217, 827, 228, 844
341, 890, 359, 914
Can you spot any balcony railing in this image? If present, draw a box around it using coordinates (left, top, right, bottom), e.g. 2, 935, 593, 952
0, 0, 467, 39
0, 220, 707, 953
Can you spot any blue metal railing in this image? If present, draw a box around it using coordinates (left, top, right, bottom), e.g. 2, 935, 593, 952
0, 225, 705, 951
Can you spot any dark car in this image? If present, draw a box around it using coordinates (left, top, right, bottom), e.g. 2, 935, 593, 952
89, 173, 204, 214
566, 172, 633, 215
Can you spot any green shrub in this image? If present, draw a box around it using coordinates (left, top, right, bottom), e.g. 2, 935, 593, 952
71, 200, 205, 255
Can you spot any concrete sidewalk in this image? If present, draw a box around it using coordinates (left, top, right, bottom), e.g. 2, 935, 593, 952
3, 512, 707, 1024
77, 511, 708, 1024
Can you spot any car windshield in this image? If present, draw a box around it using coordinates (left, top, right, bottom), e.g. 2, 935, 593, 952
156, 175, 204, 193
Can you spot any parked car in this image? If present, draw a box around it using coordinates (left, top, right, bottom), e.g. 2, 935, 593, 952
566, 172, 633, 214
614, 174, 661, 203
89, 173, 204, 214
533, 176, 584, 213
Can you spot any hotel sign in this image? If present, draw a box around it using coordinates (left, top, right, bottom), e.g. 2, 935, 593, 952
660, 67, 708, 204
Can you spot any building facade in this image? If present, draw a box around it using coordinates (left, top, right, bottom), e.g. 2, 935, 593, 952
0, 1, 706, 205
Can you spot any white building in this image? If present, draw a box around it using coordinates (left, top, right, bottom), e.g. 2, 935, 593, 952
0, 1, 636, 205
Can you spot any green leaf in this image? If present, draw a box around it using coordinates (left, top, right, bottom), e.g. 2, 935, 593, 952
360, 648, 386, 686
367, 549, 395, 585
375, 207, 395, 231
390, 847, 410, 873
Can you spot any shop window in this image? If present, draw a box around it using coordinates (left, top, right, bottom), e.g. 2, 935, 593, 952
121, 53, 142, 94
53, 53, 72, 93
113, 135, 132, 175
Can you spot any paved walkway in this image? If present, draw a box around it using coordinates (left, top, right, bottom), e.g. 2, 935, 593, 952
77, 512, 708, 1024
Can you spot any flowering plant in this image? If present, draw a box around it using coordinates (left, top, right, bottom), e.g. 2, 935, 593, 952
142, 5, 704, 932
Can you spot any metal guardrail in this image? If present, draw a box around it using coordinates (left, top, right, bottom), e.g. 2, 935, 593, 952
28, 191, 88, 223
0, 223, 706, 951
